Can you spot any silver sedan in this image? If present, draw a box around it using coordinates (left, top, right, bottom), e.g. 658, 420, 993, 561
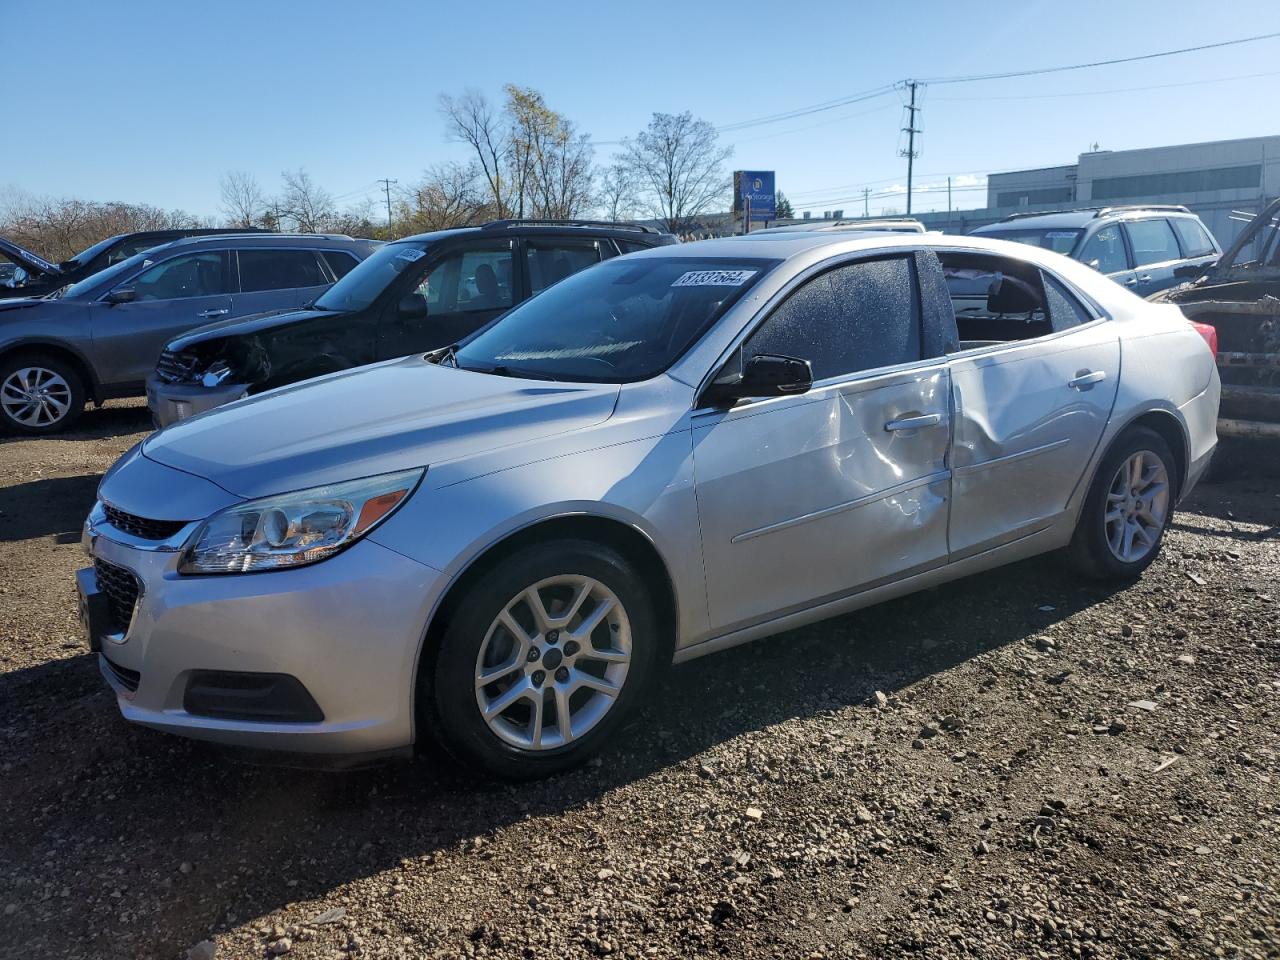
78, 232, 1219, 778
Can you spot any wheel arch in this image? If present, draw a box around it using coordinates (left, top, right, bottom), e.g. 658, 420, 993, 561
1095, 406, 1190, 501
409, 511, 680, 742
0, 339, 102, 403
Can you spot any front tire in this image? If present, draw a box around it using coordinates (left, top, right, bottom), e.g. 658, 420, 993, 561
0, 353, 86, 435
424, 539, 659, 779
1068, 426, 1176, 580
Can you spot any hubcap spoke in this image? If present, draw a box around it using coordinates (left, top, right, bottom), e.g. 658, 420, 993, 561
2, 367, 71, 426
482, 678, 532, 719
1104, 450, 1170, 564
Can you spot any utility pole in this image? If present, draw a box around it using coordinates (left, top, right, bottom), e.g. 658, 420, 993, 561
377, 178, 398, 235
947, 176, 952, 229
899, 80, 921, 216
863, 187, 870, 218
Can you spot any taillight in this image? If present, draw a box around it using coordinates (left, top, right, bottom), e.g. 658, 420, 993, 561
1191, 321, 1218, 356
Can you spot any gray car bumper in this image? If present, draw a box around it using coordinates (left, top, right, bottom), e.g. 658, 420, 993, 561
146, 376, 248, 428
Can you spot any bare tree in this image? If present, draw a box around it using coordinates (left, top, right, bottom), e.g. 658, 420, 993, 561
278, 168, 335, 233
399, 162, 489, 233
0, 190, 205, 262
597, 160, 638, 222
623, 112, 732, 234
440, 89, 511, 217
219, 171, 265, 227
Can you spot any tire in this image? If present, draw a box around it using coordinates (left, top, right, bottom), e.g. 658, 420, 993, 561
1068, 426, 1177, 580
423, 539, 660, 779
0, 352, 86, 435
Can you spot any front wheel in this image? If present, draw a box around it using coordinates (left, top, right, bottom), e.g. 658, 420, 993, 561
1068, 426, 1176, 580
424, 540, 659, 779
0, 353, 86, 435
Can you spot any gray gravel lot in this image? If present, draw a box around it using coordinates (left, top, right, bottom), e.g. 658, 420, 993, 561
1, 400, 1278, 960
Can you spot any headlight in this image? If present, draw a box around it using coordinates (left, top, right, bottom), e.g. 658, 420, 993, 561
179, 468, 423, 574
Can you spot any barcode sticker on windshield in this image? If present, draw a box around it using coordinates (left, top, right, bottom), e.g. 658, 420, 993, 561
1045, 231, 1077, 239
671, 269, 756, 287
396, 248, 426, 262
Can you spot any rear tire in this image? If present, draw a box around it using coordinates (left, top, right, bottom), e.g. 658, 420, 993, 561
0, 353, 86, 435
422, 539, 659, 780
1068, 426, 1176, 580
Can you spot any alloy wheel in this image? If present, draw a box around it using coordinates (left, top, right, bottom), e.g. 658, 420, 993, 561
1104, 450, 1170, 563
1, 366, 73, 428
474, 574, 631, 751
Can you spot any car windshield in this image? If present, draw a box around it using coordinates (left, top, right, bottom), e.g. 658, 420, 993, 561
64, 234, 124, 268
453, 256, 777, 383
57, 251, 153, 300
313, 241, 429, 312
979, 228, 1082, 256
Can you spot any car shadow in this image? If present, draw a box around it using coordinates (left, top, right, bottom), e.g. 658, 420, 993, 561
0, 399, 151, 445
1, 550, 1126, 958
0, 473, 101, 543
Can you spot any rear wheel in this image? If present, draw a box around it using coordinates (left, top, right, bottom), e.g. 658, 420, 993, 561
0, 353, 86, 435
1068, 426, 1176, 580
424, 540, 659, 779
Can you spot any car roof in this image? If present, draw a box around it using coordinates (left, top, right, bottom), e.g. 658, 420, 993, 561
148, 233, 370, 252
396, 220, 673, 245
972, 205, 1197, 233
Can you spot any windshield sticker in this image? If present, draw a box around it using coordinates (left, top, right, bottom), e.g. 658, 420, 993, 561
395, 248, 426, 263
671, 269, 756, 287
1045, 231, 1077, 239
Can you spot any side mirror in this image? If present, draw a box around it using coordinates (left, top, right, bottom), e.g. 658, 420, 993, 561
705, 353, 813, 405
398, 293, 428, 320
106, 287, 137, 305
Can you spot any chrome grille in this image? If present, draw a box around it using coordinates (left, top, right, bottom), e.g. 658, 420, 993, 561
103, 503, 188, 541
94, 558, 140, 635
155, 348, 200, 383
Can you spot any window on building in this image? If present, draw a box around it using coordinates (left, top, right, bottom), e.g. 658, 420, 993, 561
1091, 164, 1261, 201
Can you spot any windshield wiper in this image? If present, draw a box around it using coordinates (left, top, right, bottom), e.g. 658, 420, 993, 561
427, 343, 460, 367
482, 363, 559, 382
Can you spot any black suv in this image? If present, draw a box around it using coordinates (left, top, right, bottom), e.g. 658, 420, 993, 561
1, 227, 272, 298
147, 220, 677, 426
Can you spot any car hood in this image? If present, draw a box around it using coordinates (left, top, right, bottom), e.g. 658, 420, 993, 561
0, 295, 64, 316
0, 238, 60, 278
141, 356, 621, 499
169, 307, 332, 350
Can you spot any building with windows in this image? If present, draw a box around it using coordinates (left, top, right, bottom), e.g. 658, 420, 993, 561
910, 134, 1279, 248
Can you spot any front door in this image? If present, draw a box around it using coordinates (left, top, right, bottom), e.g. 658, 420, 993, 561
1076, 223, 1135, 290
1124, 218, 1185, 296
377, 241, 516, 359
692, 254, 952, 635
939, 251, 1120, 558
90, 250, 234, 387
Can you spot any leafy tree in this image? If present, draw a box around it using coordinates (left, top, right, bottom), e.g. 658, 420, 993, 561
774, 190, 795, 220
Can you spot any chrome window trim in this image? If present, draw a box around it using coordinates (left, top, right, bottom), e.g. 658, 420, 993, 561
95, 248, 233, 304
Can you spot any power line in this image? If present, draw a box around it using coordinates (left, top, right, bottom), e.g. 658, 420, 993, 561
715, 84, 898, 134
918, 30, 1280, 85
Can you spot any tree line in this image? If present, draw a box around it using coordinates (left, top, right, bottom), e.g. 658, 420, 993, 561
2, 84, 747, 260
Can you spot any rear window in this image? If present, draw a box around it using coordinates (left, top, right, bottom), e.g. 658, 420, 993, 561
1170, 219, 1216, 258
322, 250, 360, 280
977, 228, 1082, 256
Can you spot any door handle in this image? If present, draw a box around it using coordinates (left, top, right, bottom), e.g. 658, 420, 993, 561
197, 308, 229, 319
1068, 370, 1107, 389
1123, 277, 1138, 285
1137, 274, 1153, 283
884, 413, 942, 432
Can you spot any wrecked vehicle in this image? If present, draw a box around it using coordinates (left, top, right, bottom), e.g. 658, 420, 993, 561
1151, 197, 1280, 440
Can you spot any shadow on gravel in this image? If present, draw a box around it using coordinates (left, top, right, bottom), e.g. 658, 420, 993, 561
0, 399, 151, 446
1, 550, 1128, 958
0, 473, 101, 543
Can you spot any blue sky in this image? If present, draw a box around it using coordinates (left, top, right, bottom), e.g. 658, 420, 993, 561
4, 0, 1278, 219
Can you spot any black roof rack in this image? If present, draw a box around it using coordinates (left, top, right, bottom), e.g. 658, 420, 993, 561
479, 218, 659, 234
999, 203, 1190, 223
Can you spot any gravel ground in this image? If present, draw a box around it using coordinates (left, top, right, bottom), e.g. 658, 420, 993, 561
1, 401, 1278, 960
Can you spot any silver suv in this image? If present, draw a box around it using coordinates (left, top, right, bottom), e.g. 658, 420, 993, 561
970, 205, 1220, 296
0, 234, 378, 434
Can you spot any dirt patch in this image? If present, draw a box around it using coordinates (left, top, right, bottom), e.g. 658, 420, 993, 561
1, 406, 1278, 959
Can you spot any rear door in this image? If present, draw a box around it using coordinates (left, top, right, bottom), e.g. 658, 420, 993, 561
938, 250, 1120, 558
376, 241, 516, 359
235, 247, 332, 313
1169, 217, 1221, 278
692, 253, 952, 634
89, 250, 234, 386
1124, 218, 1184, 295
523, 238, 608, 299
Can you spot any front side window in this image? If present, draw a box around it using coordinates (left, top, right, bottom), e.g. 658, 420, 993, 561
1077, 226, 1129, 274
1125, 219, 1180, 267
313, 241, 430, 313
127, 252, 228, 301
746, 257, 921, 381
238, 249, 326, 292
1170, 219, 1216, 258
526, 240, 603, 296
419, 246, 514, 312
454, 257, 775, 382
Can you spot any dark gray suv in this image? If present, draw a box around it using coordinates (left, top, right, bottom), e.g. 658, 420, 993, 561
0, 233, 378, 434
970, 204, 1221, 297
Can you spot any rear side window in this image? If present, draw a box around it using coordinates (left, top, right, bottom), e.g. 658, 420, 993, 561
1170, 219, 1216, 257
322, 250, 360, 280
525, 240, 603, 296
1125, 220, 1180, 267
747, 256, 921, 381
238, 249, 327, 292
1041, 273, 1093, 331
1077, 225, 1128, 274
617, 240, 652, 254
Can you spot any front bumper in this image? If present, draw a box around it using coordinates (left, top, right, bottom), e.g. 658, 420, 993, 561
146, 376, 248, 428
80, 516, 445, 756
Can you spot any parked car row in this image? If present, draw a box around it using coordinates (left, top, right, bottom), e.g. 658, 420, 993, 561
77, 228, 1219, 777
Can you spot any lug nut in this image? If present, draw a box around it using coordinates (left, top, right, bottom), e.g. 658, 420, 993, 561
527, 647, 540, 662
546, 629, 559, 644
531, 670, 546, 686
563, 640, 580, 656
555, 666, 570, 683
